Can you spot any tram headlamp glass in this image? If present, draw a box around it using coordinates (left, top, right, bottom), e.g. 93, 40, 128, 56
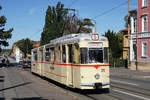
95, 73, 100, 79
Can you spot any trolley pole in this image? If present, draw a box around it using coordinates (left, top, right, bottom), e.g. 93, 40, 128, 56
128, 0, 130, 68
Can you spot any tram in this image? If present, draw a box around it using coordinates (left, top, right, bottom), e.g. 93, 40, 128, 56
31, 33, 110, 90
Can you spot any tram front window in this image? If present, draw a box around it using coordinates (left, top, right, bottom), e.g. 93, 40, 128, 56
80, 48, 88, 64
89, 48, 103, 63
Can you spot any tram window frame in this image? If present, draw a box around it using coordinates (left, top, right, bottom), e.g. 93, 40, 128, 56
33, 52, 38, 61
80, 48, 88, 64
50, 47, 54, 62
62, 45, 66, 63
89, 48, 103, 63
45, 52, 50, 62
73, 44, 79, 64
104, 47, 109, 63
58, 46, 61, 63
68, 44, 73, 63
40, 50, 44, 62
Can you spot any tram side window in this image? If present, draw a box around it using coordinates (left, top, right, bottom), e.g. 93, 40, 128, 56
50, 47, 54, 62
57, 46, 61, 63
33, 52, 38, 61
104, 47, 108, 63
45, 52, 50, 62
80, 48, 88, 64
68, 44, 73, 63
73, 44, 79, 64
62, 45, 66, 63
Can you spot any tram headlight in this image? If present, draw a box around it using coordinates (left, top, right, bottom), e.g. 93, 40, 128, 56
95, 73, 100, 79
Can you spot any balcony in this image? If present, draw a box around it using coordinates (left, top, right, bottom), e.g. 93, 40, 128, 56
138, 32, 150, 38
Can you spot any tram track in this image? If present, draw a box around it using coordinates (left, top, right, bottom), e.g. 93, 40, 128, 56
22, 68, 150, 100
111, 82, 150, 99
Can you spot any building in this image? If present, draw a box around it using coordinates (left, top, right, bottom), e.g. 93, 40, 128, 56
33, 41, 40, 48
136, 0, 150, 70
130, 0, 150, 70
121, 29, 128, 60
130, 10, 137, 68
11, 45, 24, 63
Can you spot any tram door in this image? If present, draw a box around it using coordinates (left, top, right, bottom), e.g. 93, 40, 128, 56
39, 49, 43, 76
68, 44, 74, 86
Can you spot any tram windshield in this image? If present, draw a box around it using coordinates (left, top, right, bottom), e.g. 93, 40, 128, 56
89, 48, 103, 63
80, 48, 108, 64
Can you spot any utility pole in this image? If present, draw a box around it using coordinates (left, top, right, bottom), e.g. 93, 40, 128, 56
136, 28, 138, 70
128, 0, 130, 68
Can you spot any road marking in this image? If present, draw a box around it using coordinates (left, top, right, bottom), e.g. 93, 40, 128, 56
143, 76, 150, 78
113, 89, 150, 100
111, 79, 139, 86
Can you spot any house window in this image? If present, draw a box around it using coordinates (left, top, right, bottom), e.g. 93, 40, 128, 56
142, 0, 147, 7
142, 15, 148, 32
142, 42, 147, 57
133, 18, 137, 33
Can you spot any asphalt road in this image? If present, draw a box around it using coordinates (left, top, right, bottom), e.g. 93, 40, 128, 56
1, 56, 150, 100
0, 67, 76, 100
1, 67, 150, 100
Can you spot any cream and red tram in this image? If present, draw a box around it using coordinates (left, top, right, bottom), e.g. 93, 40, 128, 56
31, 33, 110, 90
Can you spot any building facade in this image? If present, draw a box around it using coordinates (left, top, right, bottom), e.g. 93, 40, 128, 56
130, 10, 137, 68
135, 0, 150, 70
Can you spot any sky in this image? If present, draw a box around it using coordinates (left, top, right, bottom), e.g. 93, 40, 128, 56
0, 0, 137, 49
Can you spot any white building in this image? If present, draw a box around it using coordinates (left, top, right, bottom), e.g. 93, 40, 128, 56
130, 10, 137, 62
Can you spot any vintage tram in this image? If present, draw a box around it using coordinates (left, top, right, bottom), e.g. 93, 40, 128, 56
31, 33, 110, 90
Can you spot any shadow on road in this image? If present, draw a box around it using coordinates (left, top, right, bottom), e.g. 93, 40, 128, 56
0, 98, 5, 100
32, 72, 109, 95
0, 76, 4, 78
0, 79, 4, 82
12, 97, 48, 100
0, 82, 32, 92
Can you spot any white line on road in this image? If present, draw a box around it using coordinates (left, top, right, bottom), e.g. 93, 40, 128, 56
113, 89, 150, 100
111, 79, 139, 86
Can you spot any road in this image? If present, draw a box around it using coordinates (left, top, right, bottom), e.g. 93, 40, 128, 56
0, 66, 150, 100
1, 56, 150, 100
0, 67, 77, 100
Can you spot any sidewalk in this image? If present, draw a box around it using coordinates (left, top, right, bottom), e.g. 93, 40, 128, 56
110, 67, 150, 81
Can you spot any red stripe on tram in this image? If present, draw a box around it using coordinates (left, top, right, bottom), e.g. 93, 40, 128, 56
32, 61, 109, 69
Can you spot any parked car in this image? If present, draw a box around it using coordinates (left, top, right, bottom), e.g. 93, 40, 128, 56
22, 61, 31, 68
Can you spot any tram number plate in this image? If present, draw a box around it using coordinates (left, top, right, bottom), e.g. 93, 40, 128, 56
101, 69, 105, 72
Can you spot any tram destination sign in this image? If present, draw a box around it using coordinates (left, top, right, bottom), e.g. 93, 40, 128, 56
88, 42, 103, 47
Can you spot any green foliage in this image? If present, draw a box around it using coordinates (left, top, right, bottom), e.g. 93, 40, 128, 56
63, 16, 94, 35
105, 30, 123, 58
124, 15, 130, 28
40, 2, 94, 45
77, 18, 94, 33
0, 6, 13, 52
105, 29, 124, 67
40, 2, 68, 45
14, 38, 35, 57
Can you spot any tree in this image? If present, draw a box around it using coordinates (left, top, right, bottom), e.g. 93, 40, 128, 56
40, 2, 68, 45
14, 38, 34, 57
0, 6, 13, 52
40, 2, 94, 45
124, 15, 131, 28
105, 30, 123, 58
63, 16, 94, 35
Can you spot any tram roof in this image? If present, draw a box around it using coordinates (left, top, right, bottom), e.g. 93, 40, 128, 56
49, 33, 108, 45
32, 33, 108, 51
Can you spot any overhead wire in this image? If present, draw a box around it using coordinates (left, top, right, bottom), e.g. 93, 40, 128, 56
92, 0, 128, 19
68, 0, 79, 8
